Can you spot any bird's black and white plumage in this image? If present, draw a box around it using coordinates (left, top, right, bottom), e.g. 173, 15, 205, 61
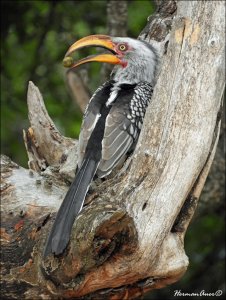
44, 35, 158, 257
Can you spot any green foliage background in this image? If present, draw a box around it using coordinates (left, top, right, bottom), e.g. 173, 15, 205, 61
1, 0, 154, 167
1, 1, 225, 299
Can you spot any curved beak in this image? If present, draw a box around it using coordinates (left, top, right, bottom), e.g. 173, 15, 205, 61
63, 35, 122, 69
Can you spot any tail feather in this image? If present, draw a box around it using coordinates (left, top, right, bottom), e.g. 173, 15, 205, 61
43, 158, 98, 257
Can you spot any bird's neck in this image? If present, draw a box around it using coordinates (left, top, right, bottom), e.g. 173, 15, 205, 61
111, 54, 158, 86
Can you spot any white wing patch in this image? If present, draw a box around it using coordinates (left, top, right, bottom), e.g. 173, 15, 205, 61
106, 84, 120, 107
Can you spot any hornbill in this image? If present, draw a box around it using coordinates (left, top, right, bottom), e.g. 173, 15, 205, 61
44, 35, 158, 257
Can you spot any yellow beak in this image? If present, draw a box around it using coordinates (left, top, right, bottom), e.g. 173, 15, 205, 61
63, 35, 122, 69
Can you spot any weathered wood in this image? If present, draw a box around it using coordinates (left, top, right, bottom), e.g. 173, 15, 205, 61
23, 81, 78, 182
0, 1, 225, 299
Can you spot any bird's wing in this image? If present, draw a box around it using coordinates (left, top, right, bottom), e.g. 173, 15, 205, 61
78, 81, 113, 167
97, 84, 142, 177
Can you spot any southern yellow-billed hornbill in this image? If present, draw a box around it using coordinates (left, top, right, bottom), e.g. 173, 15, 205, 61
44, 35, 158, 257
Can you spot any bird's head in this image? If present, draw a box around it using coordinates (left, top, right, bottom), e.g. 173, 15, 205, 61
63, 35, 158, 85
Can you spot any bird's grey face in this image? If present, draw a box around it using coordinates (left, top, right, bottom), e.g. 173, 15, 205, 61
111, 37, 158, 85
111, 37, 155, 63
63, 35, 157, 84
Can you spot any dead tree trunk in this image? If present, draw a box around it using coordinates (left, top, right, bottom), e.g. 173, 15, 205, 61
0, 1, 225, 299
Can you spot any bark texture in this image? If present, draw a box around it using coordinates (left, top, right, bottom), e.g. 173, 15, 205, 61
0, 1, 225, 299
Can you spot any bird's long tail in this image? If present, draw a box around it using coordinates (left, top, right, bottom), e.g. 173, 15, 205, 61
43, 158, 98, 257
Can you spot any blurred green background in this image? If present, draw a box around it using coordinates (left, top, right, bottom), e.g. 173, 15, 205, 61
1, 1, 225, 299
1, 0, 154, 167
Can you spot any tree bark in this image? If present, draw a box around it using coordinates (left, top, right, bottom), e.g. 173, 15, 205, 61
0, 1, 225, 299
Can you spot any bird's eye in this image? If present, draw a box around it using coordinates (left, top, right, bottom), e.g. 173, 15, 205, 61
118, 44, 127, 51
